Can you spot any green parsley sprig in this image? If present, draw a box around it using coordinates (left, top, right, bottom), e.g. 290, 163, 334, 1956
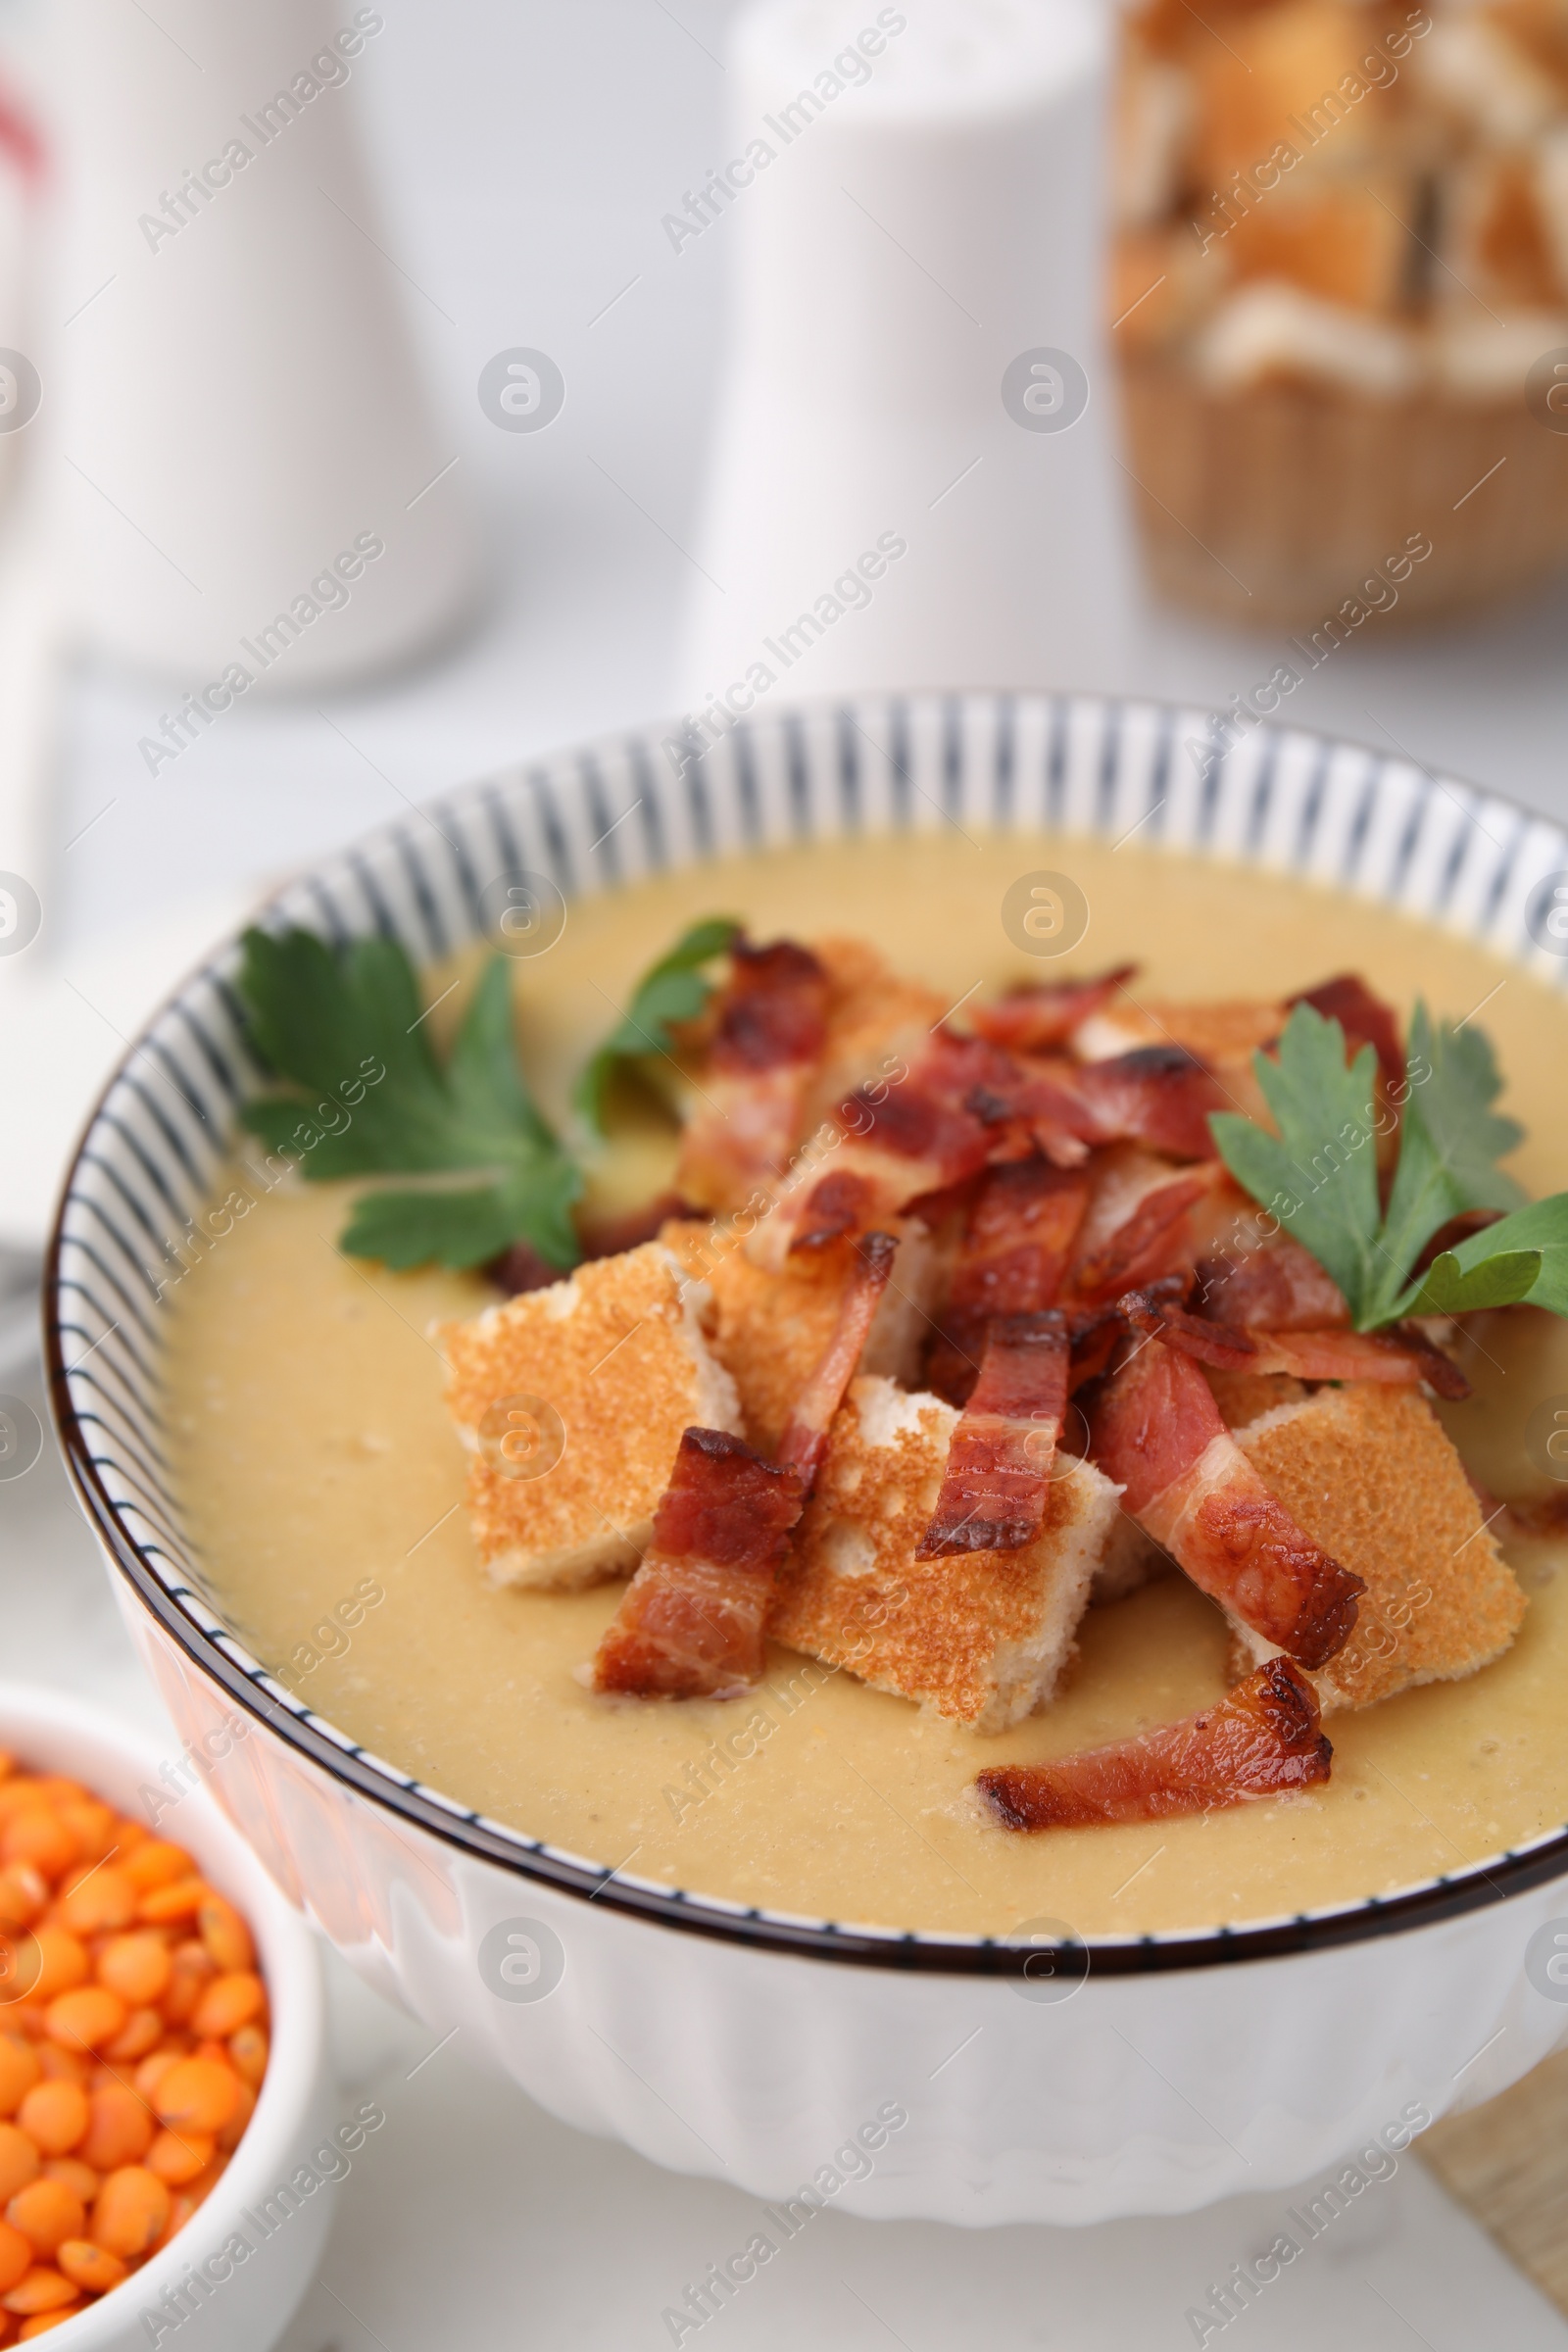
573, 916, 741, 1136
1211, 999, 1568, 1331
235, 927, 581, 1273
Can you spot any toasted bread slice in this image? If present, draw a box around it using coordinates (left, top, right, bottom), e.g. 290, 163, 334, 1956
1228, 1383, 1526, 1709
1091, 1513, 1173, 1604
661, 1219, 941, 1452
439, 1242, 741, 1591
771, 1376, 1122, 1733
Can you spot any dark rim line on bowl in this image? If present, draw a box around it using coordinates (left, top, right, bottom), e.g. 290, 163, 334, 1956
41, 689, 1568, 1978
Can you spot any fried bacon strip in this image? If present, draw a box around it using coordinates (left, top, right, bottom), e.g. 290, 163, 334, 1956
1089, 1338, 1364, 1667
1193, 1225, 1350, 1331
1118, 1290, 1471, 1398
676, 938, 829, 1211
969, 964, 1138, 1053
592, 1430, 805, 1698
970, 1043, 1227, 1165
917, 1311, 1069, 1557
976, 1657, 1331, 1830
1288, 973, 1404, 1095
592, 1234, 897, 1696
1066, 1154, 1220, 1307
926, 1159, 1090, 1403
776, 1041, 995, 1255
777, 1233, 898, 1484
1073, 1045, 1228, 1162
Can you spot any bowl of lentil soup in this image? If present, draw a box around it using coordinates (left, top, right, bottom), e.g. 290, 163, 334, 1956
0, 1687, 335, 2352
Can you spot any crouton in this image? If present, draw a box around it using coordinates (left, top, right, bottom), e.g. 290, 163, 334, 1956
661, 1219, 942, 1452
771, 1376, 1122, 1733
1091, 1513, 1172, 1604
1228, 1383, 1526, 1708
439, 1242, 741, 1591
798, 936, 947, 1135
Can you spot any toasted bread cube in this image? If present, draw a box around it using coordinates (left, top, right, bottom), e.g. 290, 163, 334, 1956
1448, 148, 1568, 312
439, 1242, 741, 1591
1223, 180, 1414, 314
1092, 1513, 1173, 1605
1229, 1383, 1526, 1709
771, 1376, 1123, 1733
797, 936, 948, 1139
661, 1220, 940, 1452
1191, 1, 1396, 188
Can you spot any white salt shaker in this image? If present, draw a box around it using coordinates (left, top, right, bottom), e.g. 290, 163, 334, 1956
49, 0, 475, 687
678, 0, 1134, 716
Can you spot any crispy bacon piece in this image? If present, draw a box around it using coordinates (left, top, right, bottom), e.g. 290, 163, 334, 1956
593, 1234, 898, 1696
1193, 1226, 1350, 1331
1288, 974, 1404, 1094
1074, 1046, 1228, 1162
592, 1430, 805, 1697
917, 1311, 1069, 1557
777, 1232, 898, 1484
970, 1044, 1226, 1164
1089, 1338, 1363, 1667
777, 1044, 995, 1255
1118, 1291, 1471, 1396
970, 964, 1138, 1053
976, 1657, 1331, 1830
676, 938, 829, 1211
1066, 1153, 1220, 1307
926, 1159, 1090, 1403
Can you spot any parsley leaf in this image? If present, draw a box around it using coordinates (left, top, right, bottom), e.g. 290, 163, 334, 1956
1211, 998, 1534, 1331
235, 927, 582, 1272
573, 916, 741, 1136
1371, 1004, 1525, 1321
1209, 1003, 1385, 1318
1397, 1195, 1568, 1319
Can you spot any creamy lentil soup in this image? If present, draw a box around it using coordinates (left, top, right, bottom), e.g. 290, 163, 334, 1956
162, 833, 1568, 1938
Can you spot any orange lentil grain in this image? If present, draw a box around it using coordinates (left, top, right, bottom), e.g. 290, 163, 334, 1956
1, 2271, 76, 2316
44, 1990, 125, 2057
56, 2240, 125, 2296
0, 2139, 36, 2208
226, 2026, 267, 2087
95, 1934, 170, 2009
27, 2055, 81, 2093
78, 2087, 152, 2176
196, 1896, 253, 1975
121, 1845, 191, 1895
58, 1871, 135, 1939
37, 2168, 94, 2214
190, 1974, 264, 2040
135, 1883, 208, 1928
0, 1874, 45, 1936
22, 1938, 85, 2009
15, 2085, 86, 2160
152, 2060, 236, 2137
0, 2225, 25, 2294
102, 2009, 164, 2066
159, 1944, 214, 2029
53, 1808, 115, 1869
215, 2078, 256, 2155
4, 2184, 83, 2260
0, 1825, 73, 1886
90, 2168, 169, 2259
20, 2314, 80, 2338
0, 2048, 38, 2122
131, 2053, 180, 2104
144, 2132, 214, 2188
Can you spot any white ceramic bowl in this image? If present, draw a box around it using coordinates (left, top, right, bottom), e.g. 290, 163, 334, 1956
0, 1685, 337, 2349
43, 690, 1568, 2226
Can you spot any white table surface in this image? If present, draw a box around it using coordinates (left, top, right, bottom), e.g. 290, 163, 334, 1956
5, 1, 1568, 2340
